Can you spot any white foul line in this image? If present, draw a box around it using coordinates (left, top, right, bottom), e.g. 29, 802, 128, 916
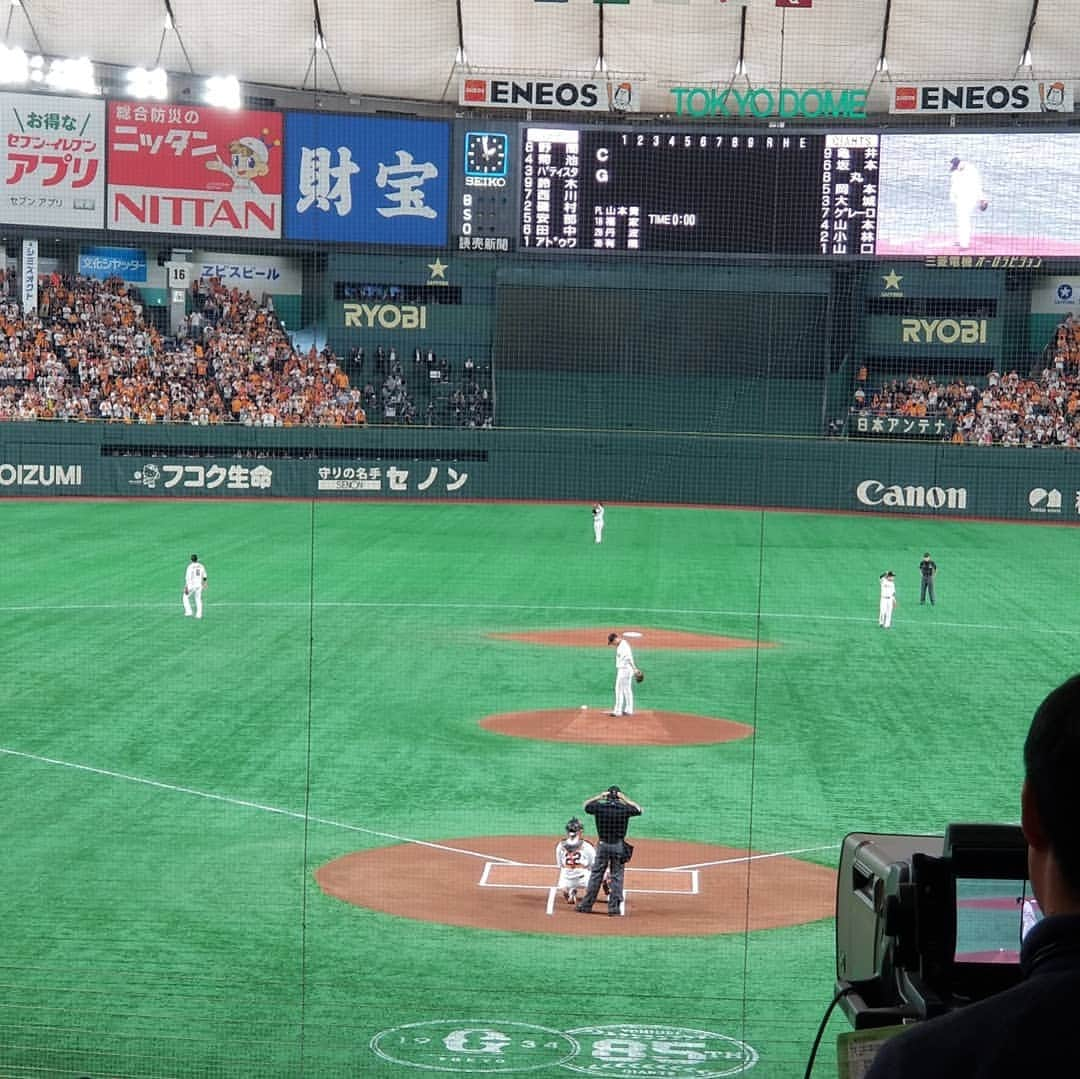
0, 746, 522, 865
666, 844, 838, 871
0, 746, 839, 874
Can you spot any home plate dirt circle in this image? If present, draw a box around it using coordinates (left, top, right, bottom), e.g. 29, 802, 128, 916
316, 836, 835, 937
481, 708, 753, 746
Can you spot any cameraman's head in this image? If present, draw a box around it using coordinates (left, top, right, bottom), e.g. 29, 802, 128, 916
1023, 674, 1080, 911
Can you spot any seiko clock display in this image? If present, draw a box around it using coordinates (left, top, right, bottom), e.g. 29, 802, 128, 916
465, 132, 508, 177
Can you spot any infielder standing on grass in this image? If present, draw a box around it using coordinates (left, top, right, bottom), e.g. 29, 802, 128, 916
608, 631, 641, 716
555, 817, 596, 906
592, 502, 605, 544
183, 554, 208, 619
878, 570, 896, 629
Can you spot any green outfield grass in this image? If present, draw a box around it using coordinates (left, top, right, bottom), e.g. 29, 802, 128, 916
1, 499, 1076, 1078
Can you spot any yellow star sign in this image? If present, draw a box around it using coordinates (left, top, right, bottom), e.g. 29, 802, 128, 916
882, 269, 903, 290
427, 258, 448, 280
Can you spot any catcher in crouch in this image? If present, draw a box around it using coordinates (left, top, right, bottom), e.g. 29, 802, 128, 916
555, 818, 597, 905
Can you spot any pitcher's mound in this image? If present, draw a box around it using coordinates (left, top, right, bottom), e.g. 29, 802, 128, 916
481, 708, 752, 746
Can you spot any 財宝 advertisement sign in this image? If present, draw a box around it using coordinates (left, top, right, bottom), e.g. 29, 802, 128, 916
283, 113, 449, 247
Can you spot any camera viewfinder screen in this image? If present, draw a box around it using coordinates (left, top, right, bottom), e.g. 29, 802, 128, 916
954, 878, 1042, 964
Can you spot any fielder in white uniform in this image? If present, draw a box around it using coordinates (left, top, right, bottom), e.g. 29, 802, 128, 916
555, 818, 597, 905
878, 570, 897, 629
183, 554, 208, 619
608, 631, 641, 716
592, 502, 605, 544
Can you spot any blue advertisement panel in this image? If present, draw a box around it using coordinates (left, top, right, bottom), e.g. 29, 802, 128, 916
284, 113, 450, 247
78, 245, 147, 282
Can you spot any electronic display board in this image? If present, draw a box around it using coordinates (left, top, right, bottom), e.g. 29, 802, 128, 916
519, 127, 879, 255
451, 119, 517, 253
875, 131, 1080, 257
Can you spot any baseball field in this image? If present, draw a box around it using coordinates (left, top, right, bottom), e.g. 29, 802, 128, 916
1, 497, 1073, 1078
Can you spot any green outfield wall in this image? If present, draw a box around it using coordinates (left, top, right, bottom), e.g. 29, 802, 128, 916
3, 421, 1079, 522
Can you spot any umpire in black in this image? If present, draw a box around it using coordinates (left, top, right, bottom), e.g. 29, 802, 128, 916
576, 785, 642, 916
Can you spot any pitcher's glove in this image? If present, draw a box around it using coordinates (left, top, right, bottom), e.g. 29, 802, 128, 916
634, 669, 644, 684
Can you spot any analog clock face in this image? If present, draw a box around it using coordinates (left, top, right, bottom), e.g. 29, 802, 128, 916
465, 132, 508, 176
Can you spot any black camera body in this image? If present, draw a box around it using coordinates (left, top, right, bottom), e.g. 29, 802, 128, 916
835, 823, 1032, 1029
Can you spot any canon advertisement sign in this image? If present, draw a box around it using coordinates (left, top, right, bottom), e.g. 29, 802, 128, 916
855, 480, 969, 512
891, 80, 1073, 114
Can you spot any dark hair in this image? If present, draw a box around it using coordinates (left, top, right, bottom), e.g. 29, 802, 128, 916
1024, 674, 1080, 895
608, 633, 619, 644
191, 554, 199, 562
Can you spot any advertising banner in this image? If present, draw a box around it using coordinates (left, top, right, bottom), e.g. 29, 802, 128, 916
193, 250, 302, 295
78, 245, 148, 282
890, 81, 1073, 115
0, 93, 105, 228
20, 238, 37, 313
460, 76, 640, 113
107, 103, 283, 238
1031, 276, 1080, 314
284, 113, 449, 247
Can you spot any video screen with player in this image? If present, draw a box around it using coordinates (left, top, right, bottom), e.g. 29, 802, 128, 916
875, 131, 1080, 257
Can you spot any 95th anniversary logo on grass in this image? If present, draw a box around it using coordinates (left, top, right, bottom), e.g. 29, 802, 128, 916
369, 1019, 759, 1076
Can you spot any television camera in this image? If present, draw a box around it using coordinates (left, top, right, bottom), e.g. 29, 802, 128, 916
835, 823, 1036, 1029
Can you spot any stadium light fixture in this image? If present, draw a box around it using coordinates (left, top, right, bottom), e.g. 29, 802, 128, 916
44, 56, 99, 95
203, 74, 242, 109
126, 65, 168, 99
0, 43, 29, 83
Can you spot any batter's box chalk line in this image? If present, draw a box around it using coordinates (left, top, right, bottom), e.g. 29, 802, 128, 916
478, 860, 699, 915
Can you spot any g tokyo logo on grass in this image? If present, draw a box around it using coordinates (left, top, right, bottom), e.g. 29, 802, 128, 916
564, 1024, 758, 1078
370, 1020, 758, 1075
370, 1019, 579, 1072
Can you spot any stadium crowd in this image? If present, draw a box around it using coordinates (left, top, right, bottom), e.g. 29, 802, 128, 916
0, 271, 494, 428
851, 313, 1080, 448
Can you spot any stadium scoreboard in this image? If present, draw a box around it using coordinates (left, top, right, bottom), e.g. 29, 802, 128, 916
520, 127, 879, 255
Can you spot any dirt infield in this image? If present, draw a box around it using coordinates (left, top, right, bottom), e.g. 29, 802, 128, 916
316, 836, 835, 937
481, 708, 753, 746
488, 628, 776, 651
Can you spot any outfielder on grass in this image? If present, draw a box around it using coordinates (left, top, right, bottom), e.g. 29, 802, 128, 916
183, 554, 208, 619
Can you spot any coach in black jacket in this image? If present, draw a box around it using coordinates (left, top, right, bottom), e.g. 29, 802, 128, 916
866, 674, 1080, 1077
576, 785, 642, 917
